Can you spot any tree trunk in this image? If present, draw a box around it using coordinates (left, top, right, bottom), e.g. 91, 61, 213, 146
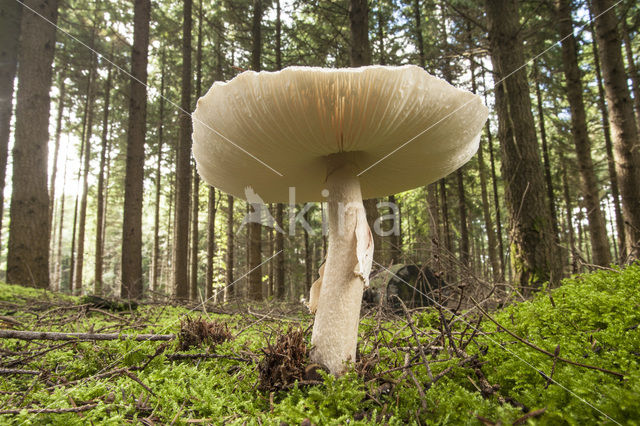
486, 0, 562, 289
190, 168, 200, 300
456, 169, 470, 264
591, 0, 640, 258
486, 117, 506, 279
74, 57, 96, 295
533, 68, 561, 241
304, 209, 312, 292
121, 0, 150, 299
0, 0, 21, 254
174, 0, 193, 299
7, 0, 57, 288
151, 51, 165, 294
412, 0, 425, 68
388, 194, 402, 263
589, 16, 625, 259
95, 62, 111, 296
555, 0, 611, 266
439, 178, 452, 254
226, 194, 235, 299
349, 0, 371, 67
206, 187, 216, 300
54, 155, 68, 292
560, 151, 578, 273
621, 21, 640, 129
247, 0, 264, 301
275, 203, 285, 298
49, 71, 65, 227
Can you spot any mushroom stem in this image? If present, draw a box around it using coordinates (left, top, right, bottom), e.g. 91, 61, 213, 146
310, 152, 373, 375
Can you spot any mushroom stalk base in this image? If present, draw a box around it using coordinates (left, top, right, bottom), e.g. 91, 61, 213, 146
310, 153, 372, 375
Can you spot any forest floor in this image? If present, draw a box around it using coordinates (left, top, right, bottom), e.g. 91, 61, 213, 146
0, 265, 639, 425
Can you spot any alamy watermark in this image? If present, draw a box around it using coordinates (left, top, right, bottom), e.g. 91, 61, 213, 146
237, 186, 400, 237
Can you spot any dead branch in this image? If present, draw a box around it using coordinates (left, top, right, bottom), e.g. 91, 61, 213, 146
0, 329, 175, 342
0, 368, 40, 375
0, 403, 98, 415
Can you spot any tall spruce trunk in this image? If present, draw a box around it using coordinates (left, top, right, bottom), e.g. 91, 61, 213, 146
49, 72, 65, 227
470, 66, 499, 279
174, 0, 193, 299
7, 0, 57, 288
589, 16, 625, 259
190, 169, 200, 300
121, 0, 150, 298
388, 194, 402, 263
95, 62, 112, 296
0, 0, 21, 254
206, 187, 216, 300
54, 156, 68, 291
555, 0, 611, 266
74, 58, 96, 295
621, 22, 640, 129
151, 52, 165, 294
275, 203, 285, 298
591, 0, 640, 258
247, 0, 264, 300
533, 70, 561, 241
189, 0, 205, 302
206, 14, 222, 302
226, 194, 235, 299
486, 118, 506, 279
486, 0, 562, 289
273, 0, 286, 298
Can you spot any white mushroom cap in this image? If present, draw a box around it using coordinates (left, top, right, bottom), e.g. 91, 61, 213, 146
192, 65, 488, 203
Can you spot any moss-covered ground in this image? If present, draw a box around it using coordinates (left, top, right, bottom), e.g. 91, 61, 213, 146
0, 265, 639, 424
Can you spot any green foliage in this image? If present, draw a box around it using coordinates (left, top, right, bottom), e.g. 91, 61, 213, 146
1, 265, 639, 424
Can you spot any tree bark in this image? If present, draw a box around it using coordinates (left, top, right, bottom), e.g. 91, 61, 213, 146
174, 0, 193, 299
190, 168, 200, 300
589, 15, 625, 260
151, 51, 165, 294
555, 0, 611, 266
349, 0, 371, 67
486, 117, 505, 279
389, 194, 402, 263
53, 154, 68, 291
49, 71, 65, 227
533, 68, 561, 241
275, 203, 285, 298
121, 0, 150, 299
621, 21, 640, 129
206, 187, 216, 300
95, 62, 111, 296
591, 0, 640, 258
456, 169, 470, 264
486, 0, 562, 289
7, 0, 57, 288
0, 0, 21, 254
74, 57, 96, 295
273, 0, 285, 299
247, 0, 264, 301
470, 65, 499, 279
304, 208, 312, 292
439, 178, 452, 255
226, 194, 235, 299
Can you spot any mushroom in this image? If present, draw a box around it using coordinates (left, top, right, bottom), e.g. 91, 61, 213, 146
192, 65, 488, 375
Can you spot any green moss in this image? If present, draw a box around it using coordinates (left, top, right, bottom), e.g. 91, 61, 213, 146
1, 265, 639, 424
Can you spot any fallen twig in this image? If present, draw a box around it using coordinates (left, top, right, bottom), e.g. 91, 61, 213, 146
0, 368, 40, 375
0, 329, 175, 342
0, 403, 98, 415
